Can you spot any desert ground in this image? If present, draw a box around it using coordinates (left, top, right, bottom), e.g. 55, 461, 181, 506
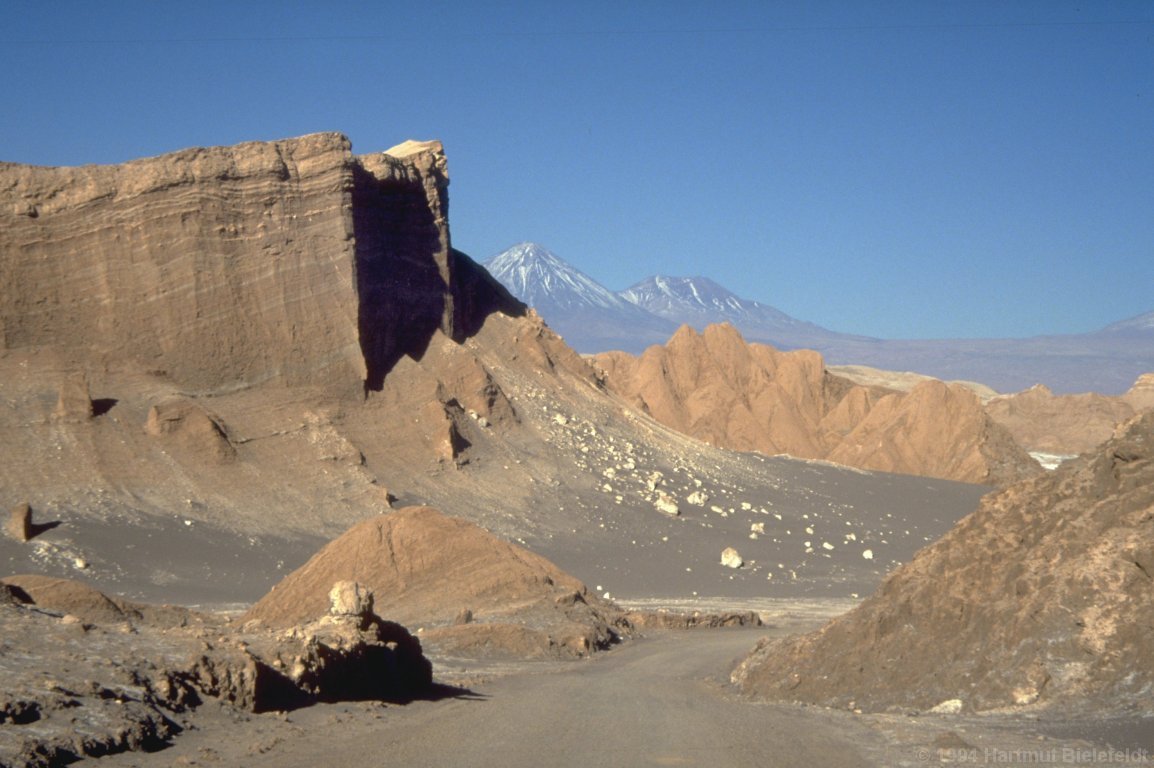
2, 135, 1151, 767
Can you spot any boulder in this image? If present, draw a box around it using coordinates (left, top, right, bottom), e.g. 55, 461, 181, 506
5, 503, 32, 542
144, 398, 236, 463
720, 547, 744, 569
53, 372, 93, 421
328, 580, 373, 619
653, 493, 680, 517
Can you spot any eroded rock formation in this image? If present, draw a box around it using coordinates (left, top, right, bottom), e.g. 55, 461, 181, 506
0, 134, 515, 397
986, 376, 1154, 456
594, 323, 1039, 485
0, 574, 433, 766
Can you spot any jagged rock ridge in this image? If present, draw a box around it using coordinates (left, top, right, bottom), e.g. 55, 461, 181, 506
986, 377, 1154, 456
732, 410, 1154, 713
593, 323, 1040, 486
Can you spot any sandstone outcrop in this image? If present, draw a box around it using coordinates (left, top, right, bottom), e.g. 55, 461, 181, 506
245, 506, 629, 659
53, 372, 93, 421
144, 397, 237, 464
984, 382, 1143, 456
0, 574, 133, 625
0, 134, 508, 396
594, 323, 1039, 485
1124, 372, 1154, 411
732, 410, 1154, 713
827, 378, 1039, 487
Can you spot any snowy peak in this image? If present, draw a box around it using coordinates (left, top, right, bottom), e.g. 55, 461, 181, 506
484, 243, 636, 312
621, 275, 789, 322
481, 243, 847, 354
621, 275, 801, 328
1102, 311, 1154, 334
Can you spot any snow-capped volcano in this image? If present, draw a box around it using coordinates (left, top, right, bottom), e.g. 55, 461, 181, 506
483, 243, 677, 351
483, 242, 850, 355
620, 275, 802, 327
484, 242, 634, 312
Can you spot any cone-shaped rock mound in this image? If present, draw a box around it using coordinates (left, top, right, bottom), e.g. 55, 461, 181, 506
245, 506, 626, 658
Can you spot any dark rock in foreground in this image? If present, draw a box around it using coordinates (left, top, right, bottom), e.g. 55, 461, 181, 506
0, 576, 432, 767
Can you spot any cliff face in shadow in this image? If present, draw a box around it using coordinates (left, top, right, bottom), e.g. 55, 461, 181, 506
353, 142, 456, 392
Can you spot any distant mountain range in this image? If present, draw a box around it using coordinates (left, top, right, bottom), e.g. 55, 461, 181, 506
483, 243, 1154, 395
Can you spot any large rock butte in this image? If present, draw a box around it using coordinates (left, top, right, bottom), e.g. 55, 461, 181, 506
1, 134, 480, 396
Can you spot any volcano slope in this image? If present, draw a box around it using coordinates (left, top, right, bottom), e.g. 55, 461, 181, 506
0, 134, 989, 608
733, 410, 1154, 715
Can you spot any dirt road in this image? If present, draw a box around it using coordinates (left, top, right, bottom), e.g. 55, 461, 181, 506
99, 627, 886, 768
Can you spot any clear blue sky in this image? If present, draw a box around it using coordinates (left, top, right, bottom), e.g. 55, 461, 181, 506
3, 1, 1152, 339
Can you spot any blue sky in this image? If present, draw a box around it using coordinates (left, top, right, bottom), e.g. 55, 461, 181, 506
3, 1, 1152, 339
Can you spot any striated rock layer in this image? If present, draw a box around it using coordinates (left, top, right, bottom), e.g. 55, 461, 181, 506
0, 133, 475, 395
593, 323, 1039, 486
732, 410, 1154, 713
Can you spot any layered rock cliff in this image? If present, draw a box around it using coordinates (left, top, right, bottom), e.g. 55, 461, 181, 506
0, 134, 595, 543
0, 133, 491, 395
593, 323, 1039, 485
732, 410, 1154, 713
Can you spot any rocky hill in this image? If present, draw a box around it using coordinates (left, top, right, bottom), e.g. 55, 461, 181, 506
592, 323, 1040, 486
986, 375, 1154, 457
732, 409, 1154, 714
245, 506, 627, 659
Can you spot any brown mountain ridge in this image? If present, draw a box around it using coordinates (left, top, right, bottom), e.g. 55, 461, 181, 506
593, 323, 1041, 486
